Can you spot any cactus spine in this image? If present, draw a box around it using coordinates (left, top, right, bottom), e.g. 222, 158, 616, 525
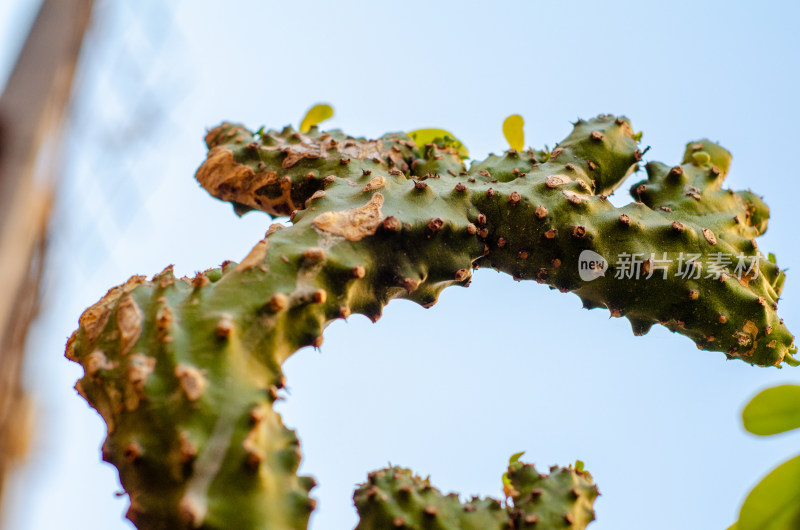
66, 114, 793, 529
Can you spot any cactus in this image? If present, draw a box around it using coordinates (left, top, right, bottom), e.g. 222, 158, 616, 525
66, 112, 794, 529
353, 458, 597, 529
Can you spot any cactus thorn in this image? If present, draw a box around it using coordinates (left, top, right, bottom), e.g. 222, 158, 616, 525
382, 216, 401, 232
268, 293, 289, 312
215, 314, 234, 338
427, 217, 445, 232
402, 278, 419, 293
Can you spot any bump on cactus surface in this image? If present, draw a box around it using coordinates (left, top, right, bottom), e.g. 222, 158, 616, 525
66, 111, 795, 529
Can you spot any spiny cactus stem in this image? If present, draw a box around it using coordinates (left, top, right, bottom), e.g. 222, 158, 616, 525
66, 114, 794, 529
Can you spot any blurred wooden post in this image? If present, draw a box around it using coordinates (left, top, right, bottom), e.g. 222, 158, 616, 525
0, 0, 94, 515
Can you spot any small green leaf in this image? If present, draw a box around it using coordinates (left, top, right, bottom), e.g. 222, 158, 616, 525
299, 103, 334, 133
574, 460, 585, 473
737, 454, 800, 530
408, 128, 469, 158
633, 131, 643, 142
768, 252, 777, 264
509, 451, 525, 464
742, 385, 800, 436
502, 114, 525, 151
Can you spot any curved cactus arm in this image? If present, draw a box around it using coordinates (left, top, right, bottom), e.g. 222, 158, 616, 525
65, 114, 794, 530
505, 459, 599, 529
66, 270, 316, 529
197, 115, 793, 366
353, 459, 598, 529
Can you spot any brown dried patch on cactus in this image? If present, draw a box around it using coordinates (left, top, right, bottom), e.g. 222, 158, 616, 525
175, 364, 206, 402
125, 353, 156, 411
236, 238, 269, 272
546, 174, 572, 188
743, 320, 759, 338
197, 148, 259, 201
287, 133, 404, 169
563, 190, 586, 204
79, 275, 148, 345
313, 193, 385, 241
702, 228, 717, 245
363, 175, 386, 192
155, 303, 173, 343
118, 295, 143, 355
79, 304, 111, 344
85, 350, 117, 377
305, 190, 326, 207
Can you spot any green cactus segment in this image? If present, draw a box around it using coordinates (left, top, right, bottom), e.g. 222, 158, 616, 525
544, 117, 642, 196
354, 467, 508, 530
198, 115, 793, 366
66, 267, 315, 529
471, 123, 791, 365
353, 460, 598, 530
505, 461, 598, 529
